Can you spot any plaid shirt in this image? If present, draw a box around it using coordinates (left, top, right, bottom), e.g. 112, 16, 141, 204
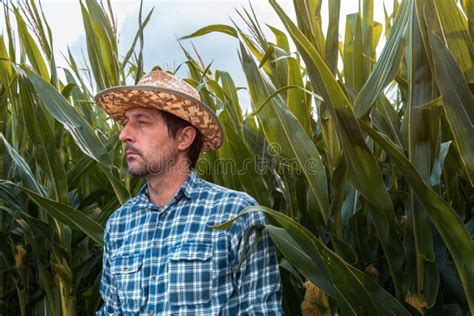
97, 170, 283, 315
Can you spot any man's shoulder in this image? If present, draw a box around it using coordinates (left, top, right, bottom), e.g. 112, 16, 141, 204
197, 177, 257, 206
192, 177, 262, 227
104, 195, 141, 229
196, 179, 270, 239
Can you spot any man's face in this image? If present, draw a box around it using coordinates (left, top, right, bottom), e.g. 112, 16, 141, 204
119, 107, 179, 178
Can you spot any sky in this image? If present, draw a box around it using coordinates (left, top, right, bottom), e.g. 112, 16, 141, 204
0, 0, 394, 108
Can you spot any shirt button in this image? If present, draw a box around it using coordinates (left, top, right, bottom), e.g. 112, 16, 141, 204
151, 274, 157, 280
123, 265, 128, 271
152, 241, 158, 247
161, 211, 167, 216
148, 310, 154, 315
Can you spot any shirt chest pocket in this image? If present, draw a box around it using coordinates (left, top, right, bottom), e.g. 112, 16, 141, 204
168, 243, 213, 307
111, 254, 144, 312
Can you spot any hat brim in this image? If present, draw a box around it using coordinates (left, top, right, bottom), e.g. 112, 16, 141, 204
94, 85, 223, 151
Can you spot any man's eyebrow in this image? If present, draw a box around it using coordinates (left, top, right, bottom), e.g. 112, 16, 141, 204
124, 113, 152, 120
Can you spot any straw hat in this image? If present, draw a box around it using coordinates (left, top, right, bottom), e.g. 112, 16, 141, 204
94, 70, 223, 151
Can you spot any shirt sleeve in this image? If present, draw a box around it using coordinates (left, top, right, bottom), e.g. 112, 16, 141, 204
230, 199, 284, 315
96, 224, 122, 315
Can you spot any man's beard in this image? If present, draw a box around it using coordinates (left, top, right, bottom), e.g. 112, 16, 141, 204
128, 156, 177, 177
126, 147, 179, 178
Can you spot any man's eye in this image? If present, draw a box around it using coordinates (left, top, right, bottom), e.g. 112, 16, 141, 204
138, 121, 147, 125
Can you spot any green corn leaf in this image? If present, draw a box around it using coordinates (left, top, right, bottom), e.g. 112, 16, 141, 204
319, 101, 342, 170
0, 181, 104, 246
405, 5, 437, 306
361, 0, 375, 77
15, 75, 68, 203
0, 133, 46, 196
102, 169, 130, 205
270, 0, 406, 298
415, 96, 443, 110
212, 206, 410, 315
10, 217, 59, 315
80, 0, 119, 90
13, 6, 49, 80
466, 0, 474, 43
431, 0, 474, 81
326, 0, 340, 74
121, 5, 154, 74
353, 0, 412, 117
428, 32, 474, 186
267, 25, 290, 53
360, 120, 474, 313
216, 71, 243, 126
16, 66, 113, 170
430, 141, 451, 187
371, 96, 403, 148
240, 43, 330, 224
287, 57, 312, 137
258, 45, 275, 68
372, 22, 383, 52
206, 79, 273, 207
343, 13, 364, 92
292, 0, 325, 56
179, 24, 238, 40
0, 35, 14, 84
247, 84, 323, 118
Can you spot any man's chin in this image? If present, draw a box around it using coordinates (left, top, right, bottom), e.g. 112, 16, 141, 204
128, 171, 149, 178
127, 164, 149, 177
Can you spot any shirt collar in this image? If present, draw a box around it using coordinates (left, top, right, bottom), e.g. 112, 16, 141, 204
179, 169, 200, 200
137, 169, 201, 205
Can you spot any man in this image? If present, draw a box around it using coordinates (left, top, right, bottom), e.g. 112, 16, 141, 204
95, 70, 283, 315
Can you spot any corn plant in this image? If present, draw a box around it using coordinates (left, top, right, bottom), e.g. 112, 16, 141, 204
183, 0, 474, 314
0, 0, 147, 314
0, 0, 473, 315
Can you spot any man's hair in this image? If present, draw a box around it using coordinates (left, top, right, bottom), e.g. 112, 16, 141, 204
159, 110, 203, 168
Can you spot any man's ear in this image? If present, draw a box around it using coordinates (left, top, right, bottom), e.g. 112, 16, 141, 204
177, 126, 197, 151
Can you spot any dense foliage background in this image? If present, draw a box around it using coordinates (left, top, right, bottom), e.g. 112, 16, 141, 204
0, 0, 473, 315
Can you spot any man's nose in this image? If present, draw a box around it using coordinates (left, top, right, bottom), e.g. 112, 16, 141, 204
119, 124, 133, 143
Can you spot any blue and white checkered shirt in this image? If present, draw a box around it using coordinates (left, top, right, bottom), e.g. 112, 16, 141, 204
97, 170, 283, 315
